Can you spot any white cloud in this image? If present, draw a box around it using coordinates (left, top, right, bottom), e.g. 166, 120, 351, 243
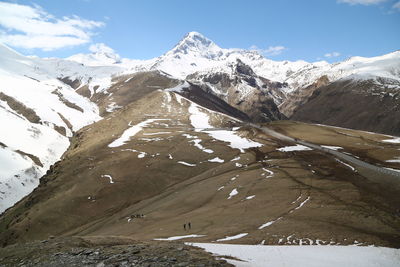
89, 43, 120, 61
250, 45, 286, 56
264, 46, 286, 56
337, 0, 387, 5
324, 52, 341, 58
393, 1, 400, 10
89, 43, 115, 54
0, 2, 104, 51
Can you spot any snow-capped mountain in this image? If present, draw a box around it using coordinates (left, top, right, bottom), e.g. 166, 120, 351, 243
65, 31, 400, 93
279, 51, 400, 117
146, 32, 322, 84
283, 51, 400, 90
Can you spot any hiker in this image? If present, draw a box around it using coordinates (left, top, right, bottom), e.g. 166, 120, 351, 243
183, 223, 186, 230
188, 222, 191, 230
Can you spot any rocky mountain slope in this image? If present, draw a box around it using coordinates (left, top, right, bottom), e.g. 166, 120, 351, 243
187, 59, 286, 122
280, 51, 400, 128
291, 78, 400, 135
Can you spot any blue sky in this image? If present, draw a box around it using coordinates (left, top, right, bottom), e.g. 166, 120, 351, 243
0, 0, 399, 62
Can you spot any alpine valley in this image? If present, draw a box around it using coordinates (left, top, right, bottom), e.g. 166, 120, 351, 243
0, 32, 400, 266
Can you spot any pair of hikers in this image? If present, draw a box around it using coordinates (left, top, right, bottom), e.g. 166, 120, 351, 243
183, 222, 192, 230
130, 214, 144, 219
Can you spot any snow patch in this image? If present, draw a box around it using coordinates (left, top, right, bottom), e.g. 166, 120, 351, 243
228, 188, 238, 199
262, 168, 274, 178
277, 145, 312, 152
259, 217, 283, 229
108, 119, 167, 147
154, 234, 205, 241
208, 157, 224, 163
101, 174, 114, 184
217, 233, 248, 242
382, 137, 400, 144
177, 161, 196, 167
188, 102, 262, 152
335, 159, 356, 172
386, 157, 400, 163
321, 145, 343, 150
190, 139, 214, 153
291, 196, 310, 212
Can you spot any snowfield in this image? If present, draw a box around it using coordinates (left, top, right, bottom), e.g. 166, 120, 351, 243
189, 243, 400, 267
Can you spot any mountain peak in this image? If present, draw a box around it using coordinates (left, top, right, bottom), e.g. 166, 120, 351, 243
168, 32, 221, 57
185, 31, 207, 39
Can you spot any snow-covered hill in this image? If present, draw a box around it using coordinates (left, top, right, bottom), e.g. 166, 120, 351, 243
0, 44, 103, 212
284, 50, 400, 91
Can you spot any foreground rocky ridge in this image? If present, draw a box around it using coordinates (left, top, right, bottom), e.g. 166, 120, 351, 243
0, 236, 232, 267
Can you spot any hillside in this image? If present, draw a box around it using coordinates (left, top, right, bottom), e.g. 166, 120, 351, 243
0, 44, 102, 212
291, 78, 400, 135
1, 86, 400, 249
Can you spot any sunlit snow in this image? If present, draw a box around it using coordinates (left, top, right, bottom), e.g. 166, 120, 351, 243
277, 145, 312, 152
216, 233, 248, 242
190, 243, 400, 267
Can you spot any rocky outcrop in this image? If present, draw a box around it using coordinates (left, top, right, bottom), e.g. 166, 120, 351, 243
280, 75, 330, 117
0, 92, 41, 123
188, 60, 287, 122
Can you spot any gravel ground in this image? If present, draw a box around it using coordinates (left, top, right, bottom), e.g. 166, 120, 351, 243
0, 236, 233, 267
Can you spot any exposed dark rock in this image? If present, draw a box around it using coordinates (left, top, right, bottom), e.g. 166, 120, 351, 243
58, 77, 81, 89
0, 92, 41, 123
52, 89, 84, 113
187, 60, 287, 122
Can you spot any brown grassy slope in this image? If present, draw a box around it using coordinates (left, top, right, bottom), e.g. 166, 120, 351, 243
1, 91, 399, 248
291, 79, 400, 136
73, 71, 179, 116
